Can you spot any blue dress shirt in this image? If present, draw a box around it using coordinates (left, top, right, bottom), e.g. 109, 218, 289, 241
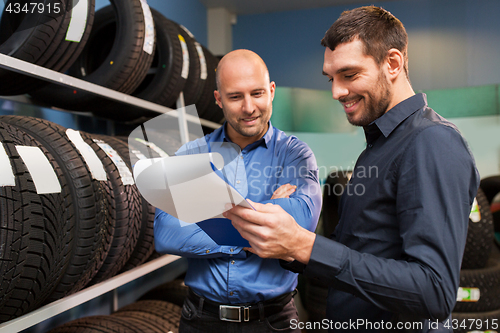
155, 121, 321, 304
303, 94, 480, 331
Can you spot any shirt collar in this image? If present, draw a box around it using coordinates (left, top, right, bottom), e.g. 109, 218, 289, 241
363, 93, 427, 143
220, 121, 273, 150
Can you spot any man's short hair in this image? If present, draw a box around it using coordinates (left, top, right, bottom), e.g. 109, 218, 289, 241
321, 6, 409, 77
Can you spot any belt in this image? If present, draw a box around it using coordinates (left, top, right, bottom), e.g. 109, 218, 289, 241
187, 288, 295, 323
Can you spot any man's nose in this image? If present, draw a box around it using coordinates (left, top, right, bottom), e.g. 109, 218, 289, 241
242, 96, 255, 113
331, 81, 348, 101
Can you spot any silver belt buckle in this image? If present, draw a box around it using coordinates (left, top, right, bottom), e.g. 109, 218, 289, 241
219, 305, 250, 322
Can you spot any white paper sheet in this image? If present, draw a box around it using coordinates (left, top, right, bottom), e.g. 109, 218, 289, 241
133, 152, 254, 224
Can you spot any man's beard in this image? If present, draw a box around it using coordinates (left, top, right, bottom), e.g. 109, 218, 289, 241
345, 71, 392, 127
228, 119, 263, 137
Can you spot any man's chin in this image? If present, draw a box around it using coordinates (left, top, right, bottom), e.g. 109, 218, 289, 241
346, 112, 378, 127
346, 115, 364, 127
237, 124, 260, 137
240, 130, 260, 138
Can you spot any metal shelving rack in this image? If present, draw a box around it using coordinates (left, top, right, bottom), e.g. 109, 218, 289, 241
0, 255, 188, 332
0, 53, 221, 140
0, 53, 220, 332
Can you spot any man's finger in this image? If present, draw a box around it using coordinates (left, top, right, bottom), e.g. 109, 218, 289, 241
271, 184, 290, 197
271, 189, 295, 199
226, 205, 269, 225
230, 215, 267, 248
271, 184, 296, 199
246, 199, 280, 213
224, 205, 263, 225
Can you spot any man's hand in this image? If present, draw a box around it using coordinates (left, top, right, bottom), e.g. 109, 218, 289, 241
223, 200, 315, 264
271, 184, 296, 199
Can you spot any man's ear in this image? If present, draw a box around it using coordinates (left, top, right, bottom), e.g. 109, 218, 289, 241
214, 90, 223, 108
386, 48, 404, 80
270, 81, 276, 101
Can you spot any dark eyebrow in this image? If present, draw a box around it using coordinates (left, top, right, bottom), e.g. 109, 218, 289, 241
336, 66, 358, 74
323, 66, 359, 77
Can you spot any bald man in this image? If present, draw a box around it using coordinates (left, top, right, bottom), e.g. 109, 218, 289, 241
154, 49, 322, 332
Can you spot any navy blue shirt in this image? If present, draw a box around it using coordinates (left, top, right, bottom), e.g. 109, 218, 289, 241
304, 94, 479, 331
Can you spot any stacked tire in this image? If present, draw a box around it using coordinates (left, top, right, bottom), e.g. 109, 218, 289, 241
0, 0, 96, 95
28, 0, 156, 116
85, 134, 143, 284
480, 176, 500, 248
101, 135, 157, 272
0, 115, 173, 323
452, 187, 500, 332
48, 300, 181, 333
25, 2, 223, 124
0, 120, 71, 322
0, 115, 114, 320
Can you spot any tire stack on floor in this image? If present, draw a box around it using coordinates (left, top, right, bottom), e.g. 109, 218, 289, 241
480, 176, 500, 249
25, 2, 223, 124
0, 115, 177, 323
452, 187, 500, 331
47, 300, 182, 333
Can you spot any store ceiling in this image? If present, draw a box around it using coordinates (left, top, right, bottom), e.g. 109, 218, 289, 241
198, 0, 398, 15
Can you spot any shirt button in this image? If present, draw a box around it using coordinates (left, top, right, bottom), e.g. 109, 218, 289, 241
240, 156, 243, 159
229, 291, 234, 296
368, 144, 373, 148
236, 180, 241, 184
231, 260, 235, 265
205, 250, 210, 254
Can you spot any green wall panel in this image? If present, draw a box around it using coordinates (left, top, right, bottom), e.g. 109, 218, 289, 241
272, 84, 500, 133
423, 85, 499, 118
271, 87, 352, 133
290, 88, 351, 133
271, 87, 294, 131
498, 84, 500, 114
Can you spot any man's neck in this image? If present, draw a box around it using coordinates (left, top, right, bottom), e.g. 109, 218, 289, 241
386, 77, 415, 113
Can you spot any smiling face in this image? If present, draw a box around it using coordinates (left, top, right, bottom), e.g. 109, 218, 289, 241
323, 38, 393, 126
214, 50, 275, 149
